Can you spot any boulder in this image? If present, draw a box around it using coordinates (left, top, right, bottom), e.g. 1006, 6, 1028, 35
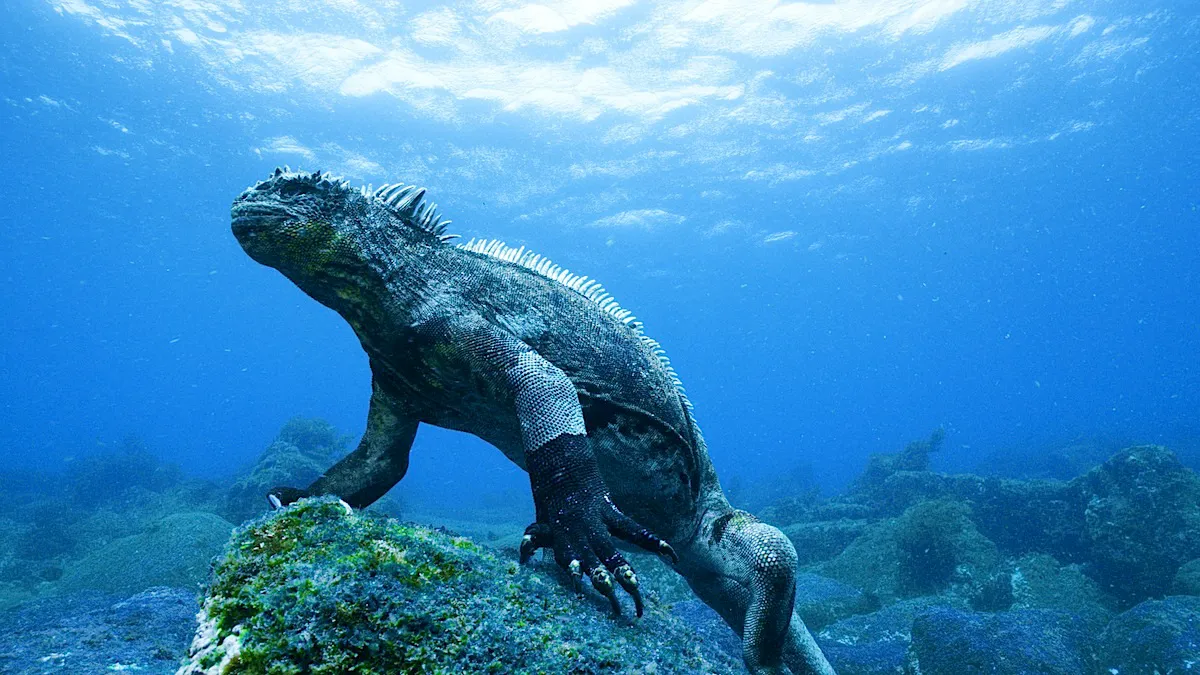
1006, 553, 1116, 629
223, 417, 350, 523
671, 599, 742, 662
61, 512, 233, 595
793, 573, 878, 631
178, 498, 740, 674
1074, 446, 1200, 606
906, 607, 1096, 675
782, 519, 869, 566
820, 499, 999, 601
1173, 559, 1200, 596
817, 597, 966, 675
1099, 595, 1200, 674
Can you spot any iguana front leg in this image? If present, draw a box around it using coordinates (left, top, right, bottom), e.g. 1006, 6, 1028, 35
269, 380, 418, 509
436, 316, 675, 617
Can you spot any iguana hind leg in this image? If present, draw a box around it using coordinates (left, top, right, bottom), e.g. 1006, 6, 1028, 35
678, 507, 836, 675
270, 380, 418, 510
428, 314, 674, 616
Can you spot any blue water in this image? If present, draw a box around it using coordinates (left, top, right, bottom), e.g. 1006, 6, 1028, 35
1, 0, 1196, 508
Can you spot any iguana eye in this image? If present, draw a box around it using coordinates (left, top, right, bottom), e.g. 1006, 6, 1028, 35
278, 181, 318, 198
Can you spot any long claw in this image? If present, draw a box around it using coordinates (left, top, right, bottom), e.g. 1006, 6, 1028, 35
603, 499, 678, 563
613, 564, 644, 618
590, 568, 621, 616
520, 523, 553, 564
519, 534, 537, 563
569, 559, 584, 595
266, 486, 309, 509
658, 540, 679, 564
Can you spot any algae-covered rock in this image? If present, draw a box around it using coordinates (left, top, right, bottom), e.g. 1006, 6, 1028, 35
1006, 553, 1116, 629
818, 520, 899, 599
1074, 445, 1200, 606
1099, 595, 1200, 674
1173, 558, 1200, 595
793, 573, 878, 632
65, 436, 183, 507
820, 499, 999, 601
782, 519, 869, 567
906, 607, 1096, 675
817, 597, 966, 675
893, 499, 998, 596
61, 512, 234, 594
179, 497, 740, 675
769, 440, 1200, 614
0, 581, 37, 611
852, 429, 944, 498
671, 600, 742, 663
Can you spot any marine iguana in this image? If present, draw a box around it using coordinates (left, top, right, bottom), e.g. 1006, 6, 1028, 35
231, 167, 837, 675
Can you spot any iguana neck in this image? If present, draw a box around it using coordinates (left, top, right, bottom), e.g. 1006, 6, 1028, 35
304, 226, 441, 344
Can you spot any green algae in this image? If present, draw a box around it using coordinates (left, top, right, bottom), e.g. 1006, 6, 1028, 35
61, 511, 234, 595
180, 497, 738, 675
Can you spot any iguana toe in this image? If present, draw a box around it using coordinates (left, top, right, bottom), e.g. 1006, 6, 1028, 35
656, 540, 680, 564
587, 532, 646, 617
612, 564, 644, 618
526, 432, 666, 619
601, 499, 679, 563
568, 558, 584, 594
519, 522, 553, 564
588, 567, 622, 615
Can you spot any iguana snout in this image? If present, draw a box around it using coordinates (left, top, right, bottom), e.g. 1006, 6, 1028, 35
232, 169, 354, 269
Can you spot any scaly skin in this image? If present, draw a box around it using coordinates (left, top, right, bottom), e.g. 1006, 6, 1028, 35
231, 168, 836, 675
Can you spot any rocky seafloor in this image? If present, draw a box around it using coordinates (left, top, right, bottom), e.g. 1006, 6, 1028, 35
1, 420, 1198, 674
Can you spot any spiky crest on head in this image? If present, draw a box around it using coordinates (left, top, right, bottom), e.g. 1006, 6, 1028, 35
249, 167, 457, 241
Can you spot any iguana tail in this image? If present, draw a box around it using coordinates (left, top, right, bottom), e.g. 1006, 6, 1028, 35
678, 507, 837, 675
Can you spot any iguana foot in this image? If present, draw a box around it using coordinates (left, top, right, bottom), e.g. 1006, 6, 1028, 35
519, 509, 678, 565
521, 433, 672, 618
267, 486, 310, 510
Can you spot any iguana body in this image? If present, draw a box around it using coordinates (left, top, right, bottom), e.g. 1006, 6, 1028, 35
232, 168, 836, 675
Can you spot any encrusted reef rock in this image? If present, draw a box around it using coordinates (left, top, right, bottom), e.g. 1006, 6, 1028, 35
61, 511, 234, 595
852, 429, 945, 500
772, 440, 1200, 613
819, 498, 1000, 602
816, 597, 966, 675
1002, 553, 1116, 628
1099, 595, 1200, 674
792, 572, 879, 632
1075, 445, 1200, 605
1173, 558, 1200, 595
906, 607, 1097, 675
178, 497, 739, 675
744, 439, 1200, 672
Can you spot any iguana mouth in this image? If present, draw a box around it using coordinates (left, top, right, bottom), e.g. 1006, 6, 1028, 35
230, 201, 287, 238
231, 167, 336, 238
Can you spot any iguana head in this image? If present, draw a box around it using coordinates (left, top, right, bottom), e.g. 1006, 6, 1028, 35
231, 167, 452, 316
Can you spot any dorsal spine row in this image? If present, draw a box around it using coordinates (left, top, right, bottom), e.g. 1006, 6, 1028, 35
459, 238, 693, 413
